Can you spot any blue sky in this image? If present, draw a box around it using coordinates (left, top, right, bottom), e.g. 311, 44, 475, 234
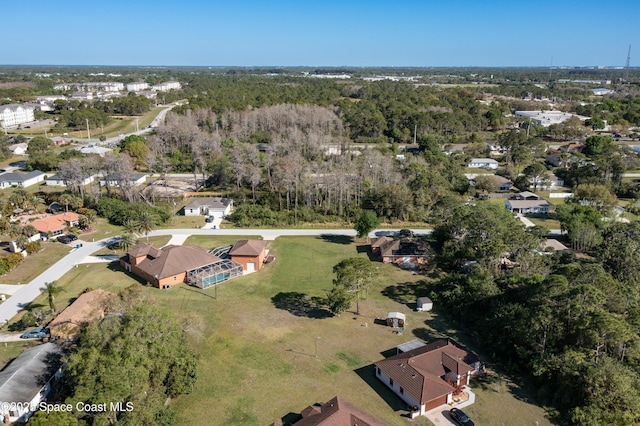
2, 0, 638, 67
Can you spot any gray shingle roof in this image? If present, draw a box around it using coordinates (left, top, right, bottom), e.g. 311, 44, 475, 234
0, 343, 64, 403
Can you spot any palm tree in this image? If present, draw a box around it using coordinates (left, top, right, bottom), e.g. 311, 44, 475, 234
117, 232, 137, 252
40, 281, 63, 313
30, 196, 46, 213
136, 211, 157, 242
122, 218, 140, 235
58, 194, 74, 213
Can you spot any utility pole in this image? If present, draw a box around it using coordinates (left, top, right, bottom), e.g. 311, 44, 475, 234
135, 119, 139, 133
86, 118, 90, 140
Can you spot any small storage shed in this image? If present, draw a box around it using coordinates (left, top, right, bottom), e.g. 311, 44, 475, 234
386, 312, 406, 328
416, 297, 433, 312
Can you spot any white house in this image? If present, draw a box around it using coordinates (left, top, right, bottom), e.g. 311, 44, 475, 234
99, 173, 147, 187
8, 143, 28, 156
505, 199, 552, 214
78, 145, 112, 156
0, 171, 46, 189
0, 343, 64, 424
0, 104, 35, 128
45, 173, 95, 187
184, 197, 233, 218
468, 158, 499, 170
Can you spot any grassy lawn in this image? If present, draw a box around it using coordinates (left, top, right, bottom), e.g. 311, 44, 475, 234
0, 341, 41, 370
1, 242, 71, 284
2, 236, 553, 425
527, 217, 562, 230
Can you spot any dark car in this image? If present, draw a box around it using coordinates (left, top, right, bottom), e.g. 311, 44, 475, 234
449, 408, 474, 426
20, 328, 49, 339
58, 234, 78, 244
398, 229, 414, 238
67, 234, 78, 242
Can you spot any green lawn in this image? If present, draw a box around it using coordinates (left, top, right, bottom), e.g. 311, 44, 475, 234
1, 242, 71, 284
4, 236, 553, 425
0, 341, 41, 370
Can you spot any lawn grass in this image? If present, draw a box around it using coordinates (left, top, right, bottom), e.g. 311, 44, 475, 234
527, 217, 562, 230
0, 341, 41, 370
3, 236, 554, 425
1, 242, 71, 284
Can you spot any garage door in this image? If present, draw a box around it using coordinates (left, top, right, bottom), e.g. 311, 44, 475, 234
247, 262, 256, 272
425, 395, 447, 411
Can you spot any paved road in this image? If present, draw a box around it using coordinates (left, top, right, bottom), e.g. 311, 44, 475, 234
0, 228, 429, 325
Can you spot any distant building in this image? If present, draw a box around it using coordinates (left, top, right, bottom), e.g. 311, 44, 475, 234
272, 396, 385, 426
592, 88, 614, 96
515, 110, 589, 127
0, 104, 35, 128
126, 82, 150, 92
30, 212, 81, 237
152, 81, 181, 91
505, 199, 552, 214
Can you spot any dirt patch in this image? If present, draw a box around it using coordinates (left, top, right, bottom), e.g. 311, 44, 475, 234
142, 176, 201, 199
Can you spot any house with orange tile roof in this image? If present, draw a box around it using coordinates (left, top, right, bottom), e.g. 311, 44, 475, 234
29, 212, 80, 237
374, 339, 480, 417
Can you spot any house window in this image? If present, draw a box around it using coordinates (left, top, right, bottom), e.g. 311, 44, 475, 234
189, 209, 193, 213
376, 367, 381, 376
400, 387, 404, 395
174, 276, 177, 281
389, 378, 394, 387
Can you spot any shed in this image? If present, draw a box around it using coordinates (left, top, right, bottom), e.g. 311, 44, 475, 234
416, 297, 433, 312
386, 312, 406, 328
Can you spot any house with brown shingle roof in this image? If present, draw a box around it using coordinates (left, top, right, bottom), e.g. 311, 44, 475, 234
30, 212, 80, 237
378, 238, 432, 266
270, 396, 385, 426
374, 339, 479, 417
120, 243, 228, 288
229, 240, 266, 272
48, 289, 115, 339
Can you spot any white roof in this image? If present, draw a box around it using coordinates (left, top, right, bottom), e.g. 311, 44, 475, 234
387, 312, 406, 320
470, 158, 499, 164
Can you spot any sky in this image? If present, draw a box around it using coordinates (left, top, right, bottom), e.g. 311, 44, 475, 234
2, 0, 639, 67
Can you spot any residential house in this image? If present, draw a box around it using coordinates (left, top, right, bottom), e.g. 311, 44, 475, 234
493, 175, 514, 192
485, 141, 505, 154
443, 143, 466, 155
0, 343, 64, 423
378, 238, 432, 266
374, 339, 480, 417
229, 240, 266, 272
8, 143, 28, 156
371, 236, 393, 254
48, 289, 115, 340
79, 146, 112, 156
273, 396, 385, 426
184, 197, 233, 218
529, 173, 564, 191
120, 243, 242, 289
99, 173, 147, 187
387, 312, 406, 328
468, 158, 499, 170
505, 199, 552, 214
513, 191, 540, 200
0, 104, 35, 128
30, 212, 81, 237
45, 173, 95, 187
0, 170, 46, 189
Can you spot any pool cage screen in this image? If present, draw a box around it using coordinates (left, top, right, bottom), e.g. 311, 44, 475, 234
186, 259, 243, 289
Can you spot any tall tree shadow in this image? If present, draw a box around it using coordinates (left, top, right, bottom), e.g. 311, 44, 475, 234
356, 244, 378, 261
271, 292, 333, 319
381, 281, 429, 309
319, 234, 353, 245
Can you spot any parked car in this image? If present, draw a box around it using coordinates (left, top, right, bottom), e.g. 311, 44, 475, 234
398, 229, 414, 238
449, 408, 474, 426
58, 234, 78, 244
205, 215, 214, 223
20, 328, 50, 339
